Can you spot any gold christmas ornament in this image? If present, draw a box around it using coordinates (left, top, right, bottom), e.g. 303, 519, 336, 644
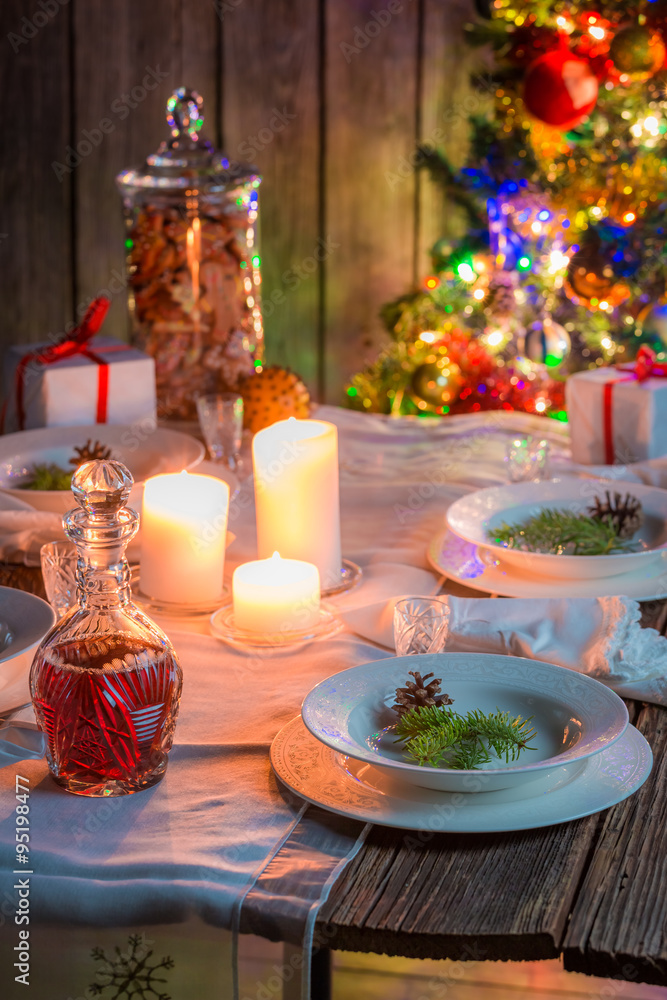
239, 366, 311, 434
564, 242, 631, 309
609, 25, 666, 81
411, 357, 462, 408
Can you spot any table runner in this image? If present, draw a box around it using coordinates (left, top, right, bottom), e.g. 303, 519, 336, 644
0, 405, 649, 999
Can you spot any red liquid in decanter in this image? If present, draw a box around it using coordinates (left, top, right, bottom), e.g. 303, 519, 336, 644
31, 634, 182, 796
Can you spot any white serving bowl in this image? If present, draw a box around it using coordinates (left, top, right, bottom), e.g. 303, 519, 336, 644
301, 652, 628, 793
0, 424, 205, 514
0, 586, 55, 714
446, 478, 667, 580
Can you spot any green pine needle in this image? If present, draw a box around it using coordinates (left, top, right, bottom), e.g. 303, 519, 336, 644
396, 705, 537, 770
22, 462, 72, 491
490, 507, 635, 556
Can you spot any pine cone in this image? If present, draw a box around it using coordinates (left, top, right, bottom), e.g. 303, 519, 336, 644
588, 491, 643, 539
392, 670, 453, 718
69, 439, 113, 468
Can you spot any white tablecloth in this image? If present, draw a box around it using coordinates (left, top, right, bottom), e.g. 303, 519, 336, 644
0, 405, 648, 999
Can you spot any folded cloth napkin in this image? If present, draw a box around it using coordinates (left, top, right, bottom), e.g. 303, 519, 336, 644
340, 595, 667, 706
0, 706, 44, 769
0, 510, 65, 565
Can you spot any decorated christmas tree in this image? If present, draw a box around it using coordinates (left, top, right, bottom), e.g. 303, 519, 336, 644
346, 0, 667, 419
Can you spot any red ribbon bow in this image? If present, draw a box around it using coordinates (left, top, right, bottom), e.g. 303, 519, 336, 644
631, 345, 667, 382
602, 346, 667, 464
15, 297, 111, 431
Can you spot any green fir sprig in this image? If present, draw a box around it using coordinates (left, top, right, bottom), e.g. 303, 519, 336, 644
22, 462, 72, 491
396, 704, 537, 770
490, 508, 635, 556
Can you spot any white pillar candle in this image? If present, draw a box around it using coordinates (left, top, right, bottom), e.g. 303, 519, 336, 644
252, 418, 342, 589
232, 552, 320, 633
140, 471, 229, 605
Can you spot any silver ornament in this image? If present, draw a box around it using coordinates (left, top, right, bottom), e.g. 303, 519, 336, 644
522, 318, 571, 366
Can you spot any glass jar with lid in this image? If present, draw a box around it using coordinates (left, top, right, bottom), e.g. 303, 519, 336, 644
116, 87, 263, 420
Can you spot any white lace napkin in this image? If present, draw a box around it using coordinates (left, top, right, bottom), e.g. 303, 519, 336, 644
339, 595, 667, 705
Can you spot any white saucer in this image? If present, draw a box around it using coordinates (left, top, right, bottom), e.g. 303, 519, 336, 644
427, 530, 667, 600
270, 716, 652, 833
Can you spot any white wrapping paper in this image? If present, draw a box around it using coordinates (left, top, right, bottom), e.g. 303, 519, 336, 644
3, 336, 157, 431
565, 366, 667, 465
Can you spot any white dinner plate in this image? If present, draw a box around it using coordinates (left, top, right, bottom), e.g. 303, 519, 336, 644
427, 530, 667, 600
446, 479, 667, 580
301, 653, 628, 793
271, 716, 652, 833
0, 587, 55, 715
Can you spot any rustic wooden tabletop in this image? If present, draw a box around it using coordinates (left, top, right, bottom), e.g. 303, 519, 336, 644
316, 599, 667, 987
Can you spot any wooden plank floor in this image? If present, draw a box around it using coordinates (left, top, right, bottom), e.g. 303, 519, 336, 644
330, 952, 667, 1000
8, 922, 667, 1000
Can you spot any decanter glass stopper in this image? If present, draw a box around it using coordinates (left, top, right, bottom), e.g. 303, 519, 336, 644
71, 459, 133, 517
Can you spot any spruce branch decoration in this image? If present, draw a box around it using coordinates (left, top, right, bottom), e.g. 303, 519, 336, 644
489, 507, 638, 556
396, 705, 536, 769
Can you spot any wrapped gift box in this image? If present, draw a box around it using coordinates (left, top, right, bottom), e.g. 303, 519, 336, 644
565, 365, 667, 465
3, 336, 157, 432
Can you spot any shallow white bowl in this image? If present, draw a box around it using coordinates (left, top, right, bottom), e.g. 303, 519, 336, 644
0, 424, 205, 513
301, 652, 628, 793
446, 478, 667, 580
0, 586, 55, 714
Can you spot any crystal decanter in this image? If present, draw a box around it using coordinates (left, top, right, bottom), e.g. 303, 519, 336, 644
30, 460, 183, 796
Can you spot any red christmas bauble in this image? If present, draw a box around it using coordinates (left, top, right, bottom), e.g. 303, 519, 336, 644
523, 50, 598, 128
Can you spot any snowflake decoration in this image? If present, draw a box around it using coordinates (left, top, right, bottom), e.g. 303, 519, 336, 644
88, 934, 174, 1000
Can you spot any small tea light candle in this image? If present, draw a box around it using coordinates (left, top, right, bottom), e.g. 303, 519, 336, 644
140, 471, 229, 605
252, 418, 342, 589
232, 552, 320, 633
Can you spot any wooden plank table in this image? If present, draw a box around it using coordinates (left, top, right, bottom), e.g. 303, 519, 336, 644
315, 599, 667, 988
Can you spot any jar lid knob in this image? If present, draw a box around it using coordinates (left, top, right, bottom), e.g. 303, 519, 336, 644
165, 87, 209, 151
71, 460, 134, 516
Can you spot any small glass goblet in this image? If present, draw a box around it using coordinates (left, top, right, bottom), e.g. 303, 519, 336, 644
196, 393, 244, 471
40, 540, 79, 619
505, 436, 550, 483
393, 597, 451, 656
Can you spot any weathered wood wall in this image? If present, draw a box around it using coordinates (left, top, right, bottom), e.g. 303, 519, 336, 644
0, 0, 476, 403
